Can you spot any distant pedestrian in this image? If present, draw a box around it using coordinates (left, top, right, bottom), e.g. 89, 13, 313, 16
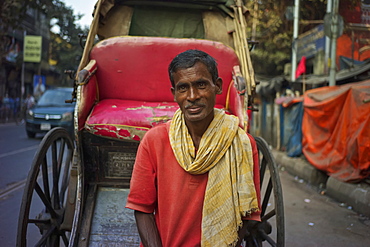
21, 93, 35, 123
1, 94, 16, 122
25, 93, 35, 110
13, 97, 20, 121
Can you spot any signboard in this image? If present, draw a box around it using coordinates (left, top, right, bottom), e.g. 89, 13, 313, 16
296, 24, 326, 60
324, 13, 344, 38
33, 75, 46, 100
24, 35, 42, 63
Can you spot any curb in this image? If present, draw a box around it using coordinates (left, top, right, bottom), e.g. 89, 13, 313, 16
326, 177, 370, 217
272, 150, 328, 187
272, 149, 370, 217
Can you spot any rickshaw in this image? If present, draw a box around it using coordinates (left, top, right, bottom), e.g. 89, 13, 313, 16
17, 0, 284, 246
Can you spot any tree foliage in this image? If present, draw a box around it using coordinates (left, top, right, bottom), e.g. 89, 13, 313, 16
0, 0, 88, 74
245, 0, 328, 76
48, 1, 88, 73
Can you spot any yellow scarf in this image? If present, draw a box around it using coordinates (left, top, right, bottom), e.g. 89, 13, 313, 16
169, 108, 259, 246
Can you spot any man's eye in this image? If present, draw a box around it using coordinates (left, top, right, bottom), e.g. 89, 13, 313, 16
198, 82, 206, 88
178, 85, 187, 91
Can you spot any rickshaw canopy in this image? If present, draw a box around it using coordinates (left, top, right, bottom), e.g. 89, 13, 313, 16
78, 0, 255, 98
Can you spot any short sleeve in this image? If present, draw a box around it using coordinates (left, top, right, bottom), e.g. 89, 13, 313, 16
126, 133, 158, 213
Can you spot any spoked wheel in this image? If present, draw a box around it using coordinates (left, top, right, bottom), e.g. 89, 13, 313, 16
244, 136, 285, 247
17, 127, 75, 247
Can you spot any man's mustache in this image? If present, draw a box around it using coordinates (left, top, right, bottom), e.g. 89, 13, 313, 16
185, 103, 206, 109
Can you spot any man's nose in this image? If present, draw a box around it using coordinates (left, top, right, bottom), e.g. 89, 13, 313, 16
187, 87, 199, 102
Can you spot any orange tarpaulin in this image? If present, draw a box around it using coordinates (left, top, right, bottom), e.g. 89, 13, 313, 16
302, 80, 370, 182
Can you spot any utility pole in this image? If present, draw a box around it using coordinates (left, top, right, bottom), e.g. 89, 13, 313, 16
329, 0, 339, 86
325, 0, 332, 75
21, 30, 26, 107
291, 0, 300, 82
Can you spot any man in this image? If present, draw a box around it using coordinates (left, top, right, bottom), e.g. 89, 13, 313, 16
126, 50, 260, 246
25, 93, 35, 109
34, 77, 45, 101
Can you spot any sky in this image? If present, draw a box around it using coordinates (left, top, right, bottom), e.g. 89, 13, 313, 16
62, 0, 96, 28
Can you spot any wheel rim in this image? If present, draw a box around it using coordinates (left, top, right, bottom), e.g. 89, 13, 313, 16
245, 136, 285, 247
17, 127, 74, 247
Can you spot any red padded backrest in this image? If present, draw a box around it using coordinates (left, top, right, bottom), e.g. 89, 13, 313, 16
90, 36, 240, 105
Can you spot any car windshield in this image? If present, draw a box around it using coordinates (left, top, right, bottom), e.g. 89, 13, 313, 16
37, 89, 73, 106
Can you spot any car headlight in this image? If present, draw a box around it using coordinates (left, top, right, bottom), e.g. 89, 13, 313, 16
62, 112, 73, 121
26, 110, 34, 119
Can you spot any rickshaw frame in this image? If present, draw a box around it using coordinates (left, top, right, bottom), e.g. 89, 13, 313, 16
17, 1, 284, 246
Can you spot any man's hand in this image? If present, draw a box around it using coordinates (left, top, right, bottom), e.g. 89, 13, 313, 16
134, 210, 162, 247
236, 220, 249, 246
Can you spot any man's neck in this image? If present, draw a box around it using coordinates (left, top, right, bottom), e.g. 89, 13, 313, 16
185, 120, 212, 150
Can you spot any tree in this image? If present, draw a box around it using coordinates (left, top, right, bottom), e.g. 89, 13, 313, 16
245, 0, 328, 76
0, 0, 88, 87
48, 1, 88, 75
0, 1, 27, 67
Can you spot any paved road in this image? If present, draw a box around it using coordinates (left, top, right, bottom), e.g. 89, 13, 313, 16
280, 168, 370, 246
0, 123, 369, 246
0, 122, 42, 190
0, 122, 43, 246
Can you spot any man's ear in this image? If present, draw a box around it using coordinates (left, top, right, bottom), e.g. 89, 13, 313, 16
215, 78, 223, 95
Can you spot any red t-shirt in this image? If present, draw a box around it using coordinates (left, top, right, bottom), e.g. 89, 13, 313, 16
126, 121, 261, 246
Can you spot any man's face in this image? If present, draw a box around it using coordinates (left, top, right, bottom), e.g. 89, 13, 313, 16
171, 62, 222, 128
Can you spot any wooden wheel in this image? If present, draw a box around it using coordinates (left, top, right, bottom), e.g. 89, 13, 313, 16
17, 127, 75, 247
244, 136, 285, 247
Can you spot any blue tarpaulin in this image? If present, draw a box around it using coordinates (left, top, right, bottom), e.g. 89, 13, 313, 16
284, 102, 303, 157
276, 97, 304, 157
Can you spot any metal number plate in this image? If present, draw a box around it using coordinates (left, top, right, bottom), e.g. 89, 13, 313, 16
40, 123, 51, 130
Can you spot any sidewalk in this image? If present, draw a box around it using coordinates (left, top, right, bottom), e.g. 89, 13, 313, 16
272, 149, 370, 218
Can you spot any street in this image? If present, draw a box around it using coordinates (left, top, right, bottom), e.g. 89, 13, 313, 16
279, 169, 370, 246
0, 123, 369, 246
0, 122, 44, 246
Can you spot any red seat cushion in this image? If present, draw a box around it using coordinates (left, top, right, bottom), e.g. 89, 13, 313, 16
85, 99, 227, 141
90, 36, 240, 105
82, 37, 242, 140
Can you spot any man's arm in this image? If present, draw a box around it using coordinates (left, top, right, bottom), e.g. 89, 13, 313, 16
134, 210, 162, 247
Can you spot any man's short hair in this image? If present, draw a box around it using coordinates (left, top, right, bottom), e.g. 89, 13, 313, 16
168, 49, 219, 87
